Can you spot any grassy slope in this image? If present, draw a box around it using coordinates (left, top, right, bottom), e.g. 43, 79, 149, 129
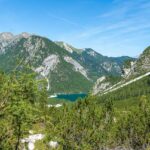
93, 75, 150, 110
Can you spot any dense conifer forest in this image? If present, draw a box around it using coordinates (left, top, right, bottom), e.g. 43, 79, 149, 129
0, 69, 150, 150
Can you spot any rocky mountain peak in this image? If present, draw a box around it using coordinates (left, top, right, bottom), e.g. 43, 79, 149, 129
0, 32, 135, 94
0, 32, 31, 54
19, 32, 31, 38
84, 48, 100, 57
0, 32, 31, 41
55, 41, 84, 54
55, 41, 73, 53
62, 42, 73, 53
0, 32, 14, 41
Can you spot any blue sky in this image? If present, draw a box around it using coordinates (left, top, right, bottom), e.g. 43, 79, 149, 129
0, 0, 150, 57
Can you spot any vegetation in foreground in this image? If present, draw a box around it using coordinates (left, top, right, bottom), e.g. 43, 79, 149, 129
0, 71, 150, 150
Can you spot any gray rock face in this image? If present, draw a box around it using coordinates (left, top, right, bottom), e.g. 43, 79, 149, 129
35, 55, 60, 76
92, 76, 111, 95
0, 32, 14, 53
123, 47, 150, 78
64, 56, 89, 79
137, 49, 150, 71
23, 36, 45, 61
86, 49, 97, 57
122, 61, 136, 78
0, 32, 31, 54
0, 32, 14, 40
102, 61, 121, 73
20, 32, 31, 38
57, 42, 73, 53
55, 41, 83, 54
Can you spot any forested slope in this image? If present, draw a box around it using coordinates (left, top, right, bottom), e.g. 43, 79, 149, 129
0, 70, 150, 150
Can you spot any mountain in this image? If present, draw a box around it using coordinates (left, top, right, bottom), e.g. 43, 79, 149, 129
92, 46, 150, 95
92, 75, 122, 95
119, 46, 150, 79
1, 34, 149, 150
129, 46, 150, 76
0, 32, 133, 94
55, 41, 134, 81
55, 41, 83, 54
0, 33, 93, 94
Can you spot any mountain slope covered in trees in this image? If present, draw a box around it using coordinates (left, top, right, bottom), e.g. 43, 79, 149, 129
92, 46, 150, 95
0, 68, 150, 150
0, 34, 150, 149
55, 41, 134, 81
0, 32, 133, 94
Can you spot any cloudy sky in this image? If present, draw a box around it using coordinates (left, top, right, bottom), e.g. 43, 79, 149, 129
0, 0, 150, 57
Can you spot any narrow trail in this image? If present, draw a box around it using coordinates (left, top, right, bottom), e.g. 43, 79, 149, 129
45, 77, 50, 90
103, 72, 150, 95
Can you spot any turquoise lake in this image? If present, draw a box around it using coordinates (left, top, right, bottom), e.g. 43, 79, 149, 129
55, 93, 87, 101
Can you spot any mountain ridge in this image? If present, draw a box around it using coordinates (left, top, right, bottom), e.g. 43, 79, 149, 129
0, 32, 134, 94
92, 46, 150, 95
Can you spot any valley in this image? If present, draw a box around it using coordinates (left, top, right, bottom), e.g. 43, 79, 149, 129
1, 0, 150, 149
0, 32, 134, 95
0, 32, 150, 150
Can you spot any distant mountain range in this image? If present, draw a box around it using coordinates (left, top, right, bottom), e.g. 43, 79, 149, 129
0, 32, 134, 94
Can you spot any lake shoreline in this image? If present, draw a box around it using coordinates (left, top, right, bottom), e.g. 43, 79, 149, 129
49, 93, 87, 101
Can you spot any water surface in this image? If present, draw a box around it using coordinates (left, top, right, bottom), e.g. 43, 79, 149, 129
52, 93, 87, 101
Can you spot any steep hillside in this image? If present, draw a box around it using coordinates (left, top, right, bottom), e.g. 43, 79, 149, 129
92, 46, 150, 95
95, 74, 150, 104
0, 33, 92, 94
1, 69, 150, 150
92, 75, 122, 95
56, 42, 134, 81
122, 46, 150, 78
55, 41, 83, 54
0, 32, 133, 94
133, 46, 150, 74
